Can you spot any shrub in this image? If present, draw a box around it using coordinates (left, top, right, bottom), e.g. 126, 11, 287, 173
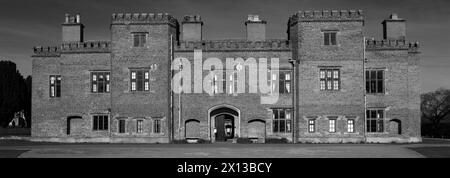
265, 138, 289, 144
236, 137, 253, 144
172, 139, 187, 144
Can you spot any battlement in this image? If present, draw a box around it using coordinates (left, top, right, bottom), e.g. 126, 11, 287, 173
33, 41, 111, 57
60, 41, 111, 53
32, 46, 60, 57
365, 39, 419, 52
182, 15, 203, 25
175, 39, 290, 52
111, 13, 178, 27
64, 13, 81, 24
289, 10, 364, 26
245, 15, 267, 25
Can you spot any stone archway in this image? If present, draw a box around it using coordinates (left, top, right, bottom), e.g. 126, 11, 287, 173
208, 104, 240, 142
248, 119, 266, 143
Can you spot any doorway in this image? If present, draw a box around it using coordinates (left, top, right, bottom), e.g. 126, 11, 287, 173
215, 114, 235, 141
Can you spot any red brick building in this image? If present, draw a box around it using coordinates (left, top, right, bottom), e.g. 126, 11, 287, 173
31, 10, 421, 143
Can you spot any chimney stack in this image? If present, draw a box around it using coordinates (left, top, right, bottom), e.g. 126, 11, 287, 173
181, 15, 203, 41
62, 13, 84, 42
382, 13, 406, 40
245, 15, 266, 41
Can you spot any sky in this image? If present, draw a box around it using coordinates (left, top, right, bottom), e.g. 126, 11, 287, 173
0, 0, 449, 92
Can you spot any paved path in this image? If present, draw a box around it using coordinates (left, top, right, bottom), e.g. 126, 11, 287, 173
2, 139, 441, 158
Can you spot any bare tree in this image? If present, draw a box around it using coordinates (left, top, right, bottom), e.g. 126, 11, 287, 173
421, 88, 450, 137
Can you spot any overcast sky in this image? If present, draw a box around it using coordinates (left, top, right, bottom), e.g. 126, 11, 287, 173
0, 0, 449, 92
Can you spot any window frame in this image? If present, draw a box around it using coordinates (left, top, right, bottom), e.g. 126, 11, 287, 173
130, 69, 150, 92
366, 109, 385, 133
319, 68, 340, 91
153, 119, 161, 134
49, 75, 61, 98
272, 109, 292, 133
132, 32, 147, 47
329, 118, 337, 133
308, 119, 316, 133
347, 119, 355, 133
118, 119, 126, 133
136, 120, 144, 134
91, 71, 110, 93
93, 115, 109, 131
324, 31, 337, 46
366, 69, 385, 94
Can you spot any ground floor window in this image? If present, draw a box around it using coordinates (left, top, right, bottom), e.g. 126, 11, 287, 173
93, 115, 108, 131
347, 119, 354, 133
118, 120, 125, 133
308, 119, 315, 133
272, 109, 292, 133
153, 119, 161, 133
329, 118, 336, 133
137, 120, 143, 133
366, 109, 384, 133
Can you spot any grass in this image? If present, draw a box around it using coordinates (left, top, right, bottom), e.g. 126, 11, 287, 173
409, 147, 450, 158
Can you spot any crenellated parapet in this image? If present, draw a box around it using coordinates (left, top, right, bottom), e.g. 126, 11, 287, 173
32, 46, 60, 57
33, 41, 111, 57
365, 39, 419, 53
111, 13, 179, 27
175, 39, 290, 52
60, 41, 111, 53
288, 10, 364, 26
182, 15, 203, 25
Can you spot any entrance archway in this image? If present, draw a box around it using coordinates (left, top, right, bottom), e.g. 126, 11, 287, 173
208, 105, 240, 142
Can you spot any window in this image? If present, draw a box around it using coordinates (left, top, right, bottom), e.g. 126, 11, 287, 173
366, 70, 385, 93
118, 120, 126, 133
93, 115, 108, 131
91, 72, 110, 93
272, 109, 292, 133
133, 33, 147, 47
308, 119, 315, 133
137, 120, 143, 133
153, 119, 161, 133
347, 119, 355, 133
130, 70, 150, 91
366, 109, 384, 133
49, 75, 61, 98
271, 71, 291, 94
329, 119, 336, 133
320, 69, 340, 91
324, 32, 337, 45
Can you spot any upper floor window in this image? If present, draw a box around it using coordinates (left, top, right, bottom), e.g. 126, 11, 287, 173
130, 70, 150, 91
49, 75, 61, 98
366, 70, 385, 94
366, 109, 384, 133
91, 72, 110, 93
320, 68, 340, 91
271, 71, 291, 94
272, 109, 292, 133
93, 115, 108, 131
133, 32, 147, 47
324, 32, 337, 46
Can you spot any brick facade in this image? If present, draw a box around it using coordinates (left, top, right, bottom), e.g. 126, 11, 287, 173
30, 10, 421, 143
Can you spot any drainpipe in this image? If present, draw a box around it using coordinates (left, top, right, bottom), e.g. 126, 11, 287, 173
363, 36, 367, 143
170, 34, 175, 142
289, 58, 297, 144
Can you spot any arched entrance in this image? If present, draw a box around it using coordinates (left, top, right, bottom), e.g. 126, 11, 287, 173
389, 119, 402, 135
208, 105, 240, 142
